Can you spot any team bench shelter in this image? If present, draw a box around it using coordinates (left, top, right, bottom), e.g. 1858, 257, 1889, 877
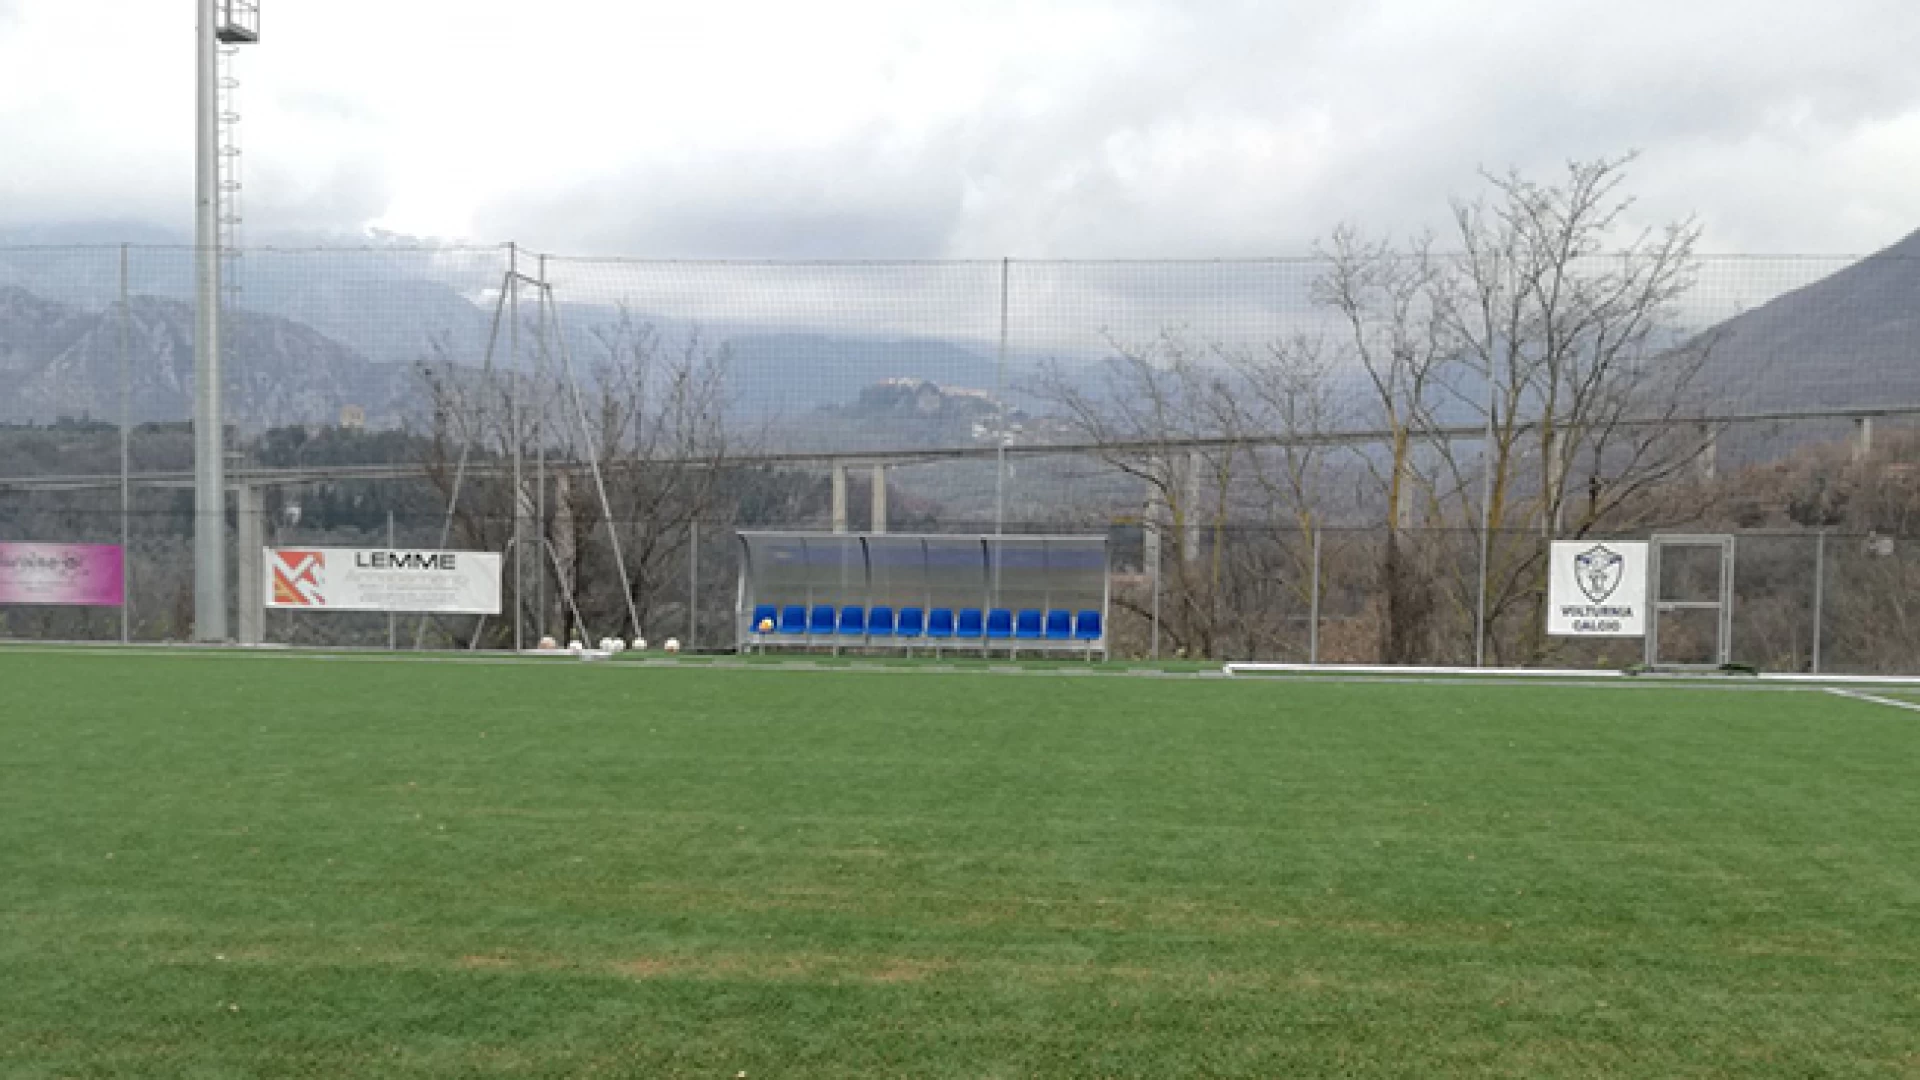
735, 532, 1109, 658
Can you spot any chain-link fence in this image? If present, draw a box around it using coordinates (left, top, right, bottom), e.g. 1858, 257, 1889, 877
1, 244, 1916, 669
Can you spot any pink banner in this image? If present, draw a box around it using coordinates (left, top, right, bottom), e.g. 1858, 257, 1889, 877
0, 544, 126, 606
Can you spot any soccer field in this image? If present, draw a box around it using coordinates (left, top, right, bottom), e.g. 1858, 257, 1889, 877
3, 650, 1917, 1078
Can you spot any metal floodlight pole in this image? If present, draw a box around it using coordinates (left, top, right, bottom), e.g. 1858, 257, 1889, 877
192, 0, 227, 640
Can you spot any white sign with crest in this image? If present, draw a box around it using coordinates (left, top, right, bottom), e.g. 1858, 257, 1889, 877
1547, 541, 1648, 636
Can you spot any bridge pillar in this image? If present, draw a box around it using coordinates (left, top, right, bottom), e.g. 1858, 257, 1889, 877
830, 462, 849, 533
1184, 451, 1203, 564
870, 464, 888, 534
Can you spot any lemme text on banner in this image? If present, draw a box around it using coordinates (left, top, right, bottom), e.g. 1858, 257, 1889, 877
1546, 541, 1649, 637
0, 543, 125, 606
266, 548, 501, 615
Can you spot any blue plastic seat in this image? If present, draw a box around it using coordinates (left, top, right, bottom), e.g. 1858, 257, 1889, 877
867, 606, 894, 637
1074, 610, 1103, 640
1043, 610, 1073, 640
751, 604, 778, 633
1014, 610, 1044, 639
808, 604, 837, 636
896, 607, 925, 637
986, 609, 1013, 639
926, 608, 955, 639
838, 606, 866, 635
779, 605, 807, 635
956, 608, 985, 639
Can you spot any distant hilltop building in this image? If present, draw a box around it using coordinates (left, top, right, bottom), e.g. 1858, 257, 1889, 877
339, 405, 366, 430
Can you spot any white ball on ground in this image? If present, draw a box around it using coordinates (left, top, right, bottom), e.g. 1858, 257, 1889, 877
663, 637, 682, 654
633, 637, 648, 652
538, 636, 558, 652
567, 639, 583, 654
609, 638, 626, 653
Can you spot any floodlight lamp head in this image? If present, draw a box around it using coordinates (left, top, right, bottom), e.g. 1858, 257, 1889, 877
216, 0, 260, 44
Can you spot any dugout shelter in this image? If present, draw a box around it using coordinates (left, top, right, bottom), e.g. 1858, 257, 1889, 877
735, 532, 1109, 658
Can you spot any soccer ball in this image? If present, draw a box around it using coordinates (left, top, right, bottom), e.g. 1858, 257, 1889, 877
608, 638, 626, 654
757, 617, 774, 633
663, 637, 682, 654
632, 637, 648, 652
567, 639, 583, 654
538, 635, 558, 651
597, 637, 616, 653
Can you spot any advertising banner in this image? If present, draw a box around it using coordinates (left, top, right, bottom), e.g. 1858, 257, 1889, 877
0, 543, 125, 606
266, 548, 501, 614
1547, 541, 1649, 637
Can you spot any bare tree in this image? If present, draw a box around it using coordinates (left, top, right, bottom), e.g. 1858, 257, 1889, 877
1217, 335, 1349, 657
1432, 155, 1714, 660
1034, 329, 1243, 657
552, 313, 737, 642
418, 309, 740, 648
1309, 156, 1718, 663
1313, 227, 1457, 662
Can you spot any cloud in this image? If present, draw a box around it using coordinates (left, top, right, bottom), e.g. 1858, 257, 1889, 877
3, 0, 1919, 256
474, 129, 973, 258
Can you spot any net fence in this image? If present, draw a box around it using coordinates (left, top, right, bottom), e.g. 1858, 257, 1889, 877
1, 244, 1916, 669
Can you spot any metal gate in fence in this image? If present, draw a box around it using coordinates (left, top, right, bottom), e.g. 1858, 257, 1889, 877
1646, 534, 1736, 669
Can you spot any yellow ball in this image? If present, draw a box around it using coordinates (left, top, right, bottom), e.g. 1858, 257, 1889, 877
757, 617, 774, 633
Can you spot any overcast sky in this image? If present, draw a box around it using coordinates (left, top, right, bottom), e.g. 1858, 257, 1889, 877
4, 0, 1918, 257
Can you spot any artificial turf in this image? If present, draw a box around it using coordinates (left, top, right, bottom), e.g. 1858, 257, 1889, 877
2, 649, 1917, 1077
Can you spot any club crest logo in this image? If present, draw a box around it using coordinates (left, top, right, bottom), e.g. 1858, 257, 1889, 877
1573, 544, 1625, 603
271, 550, 326, 606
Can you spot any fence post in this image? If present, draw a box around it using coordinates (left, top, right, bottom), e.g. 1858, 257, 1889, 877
119, 243, 132, 644
508, 243, 523, 655
235, 483, 263, 646
1474, 519, 1492, 670
1811, 529, 1825, 674
387, 510, 397, 651
1309, 527, 1321, 665
689, 521, 699, 652
1474, 368, 1495, 667
994, 257, 1009, 536
1146, 521, 1161, 660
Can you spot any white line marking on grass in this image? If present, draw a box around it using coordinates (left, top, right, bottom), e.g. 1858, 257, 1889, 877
1214, 672, 1836, 695
0, 643, 1231, 681
0, 642, 1897, 692
1224, 661, 1920, 687
1224, 661, 1627, 679
1824, 688, 1920, 714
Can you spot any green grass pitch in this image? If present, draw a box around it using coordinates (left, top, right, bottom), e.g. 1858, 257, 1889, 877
3, 649, 1918, 1077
